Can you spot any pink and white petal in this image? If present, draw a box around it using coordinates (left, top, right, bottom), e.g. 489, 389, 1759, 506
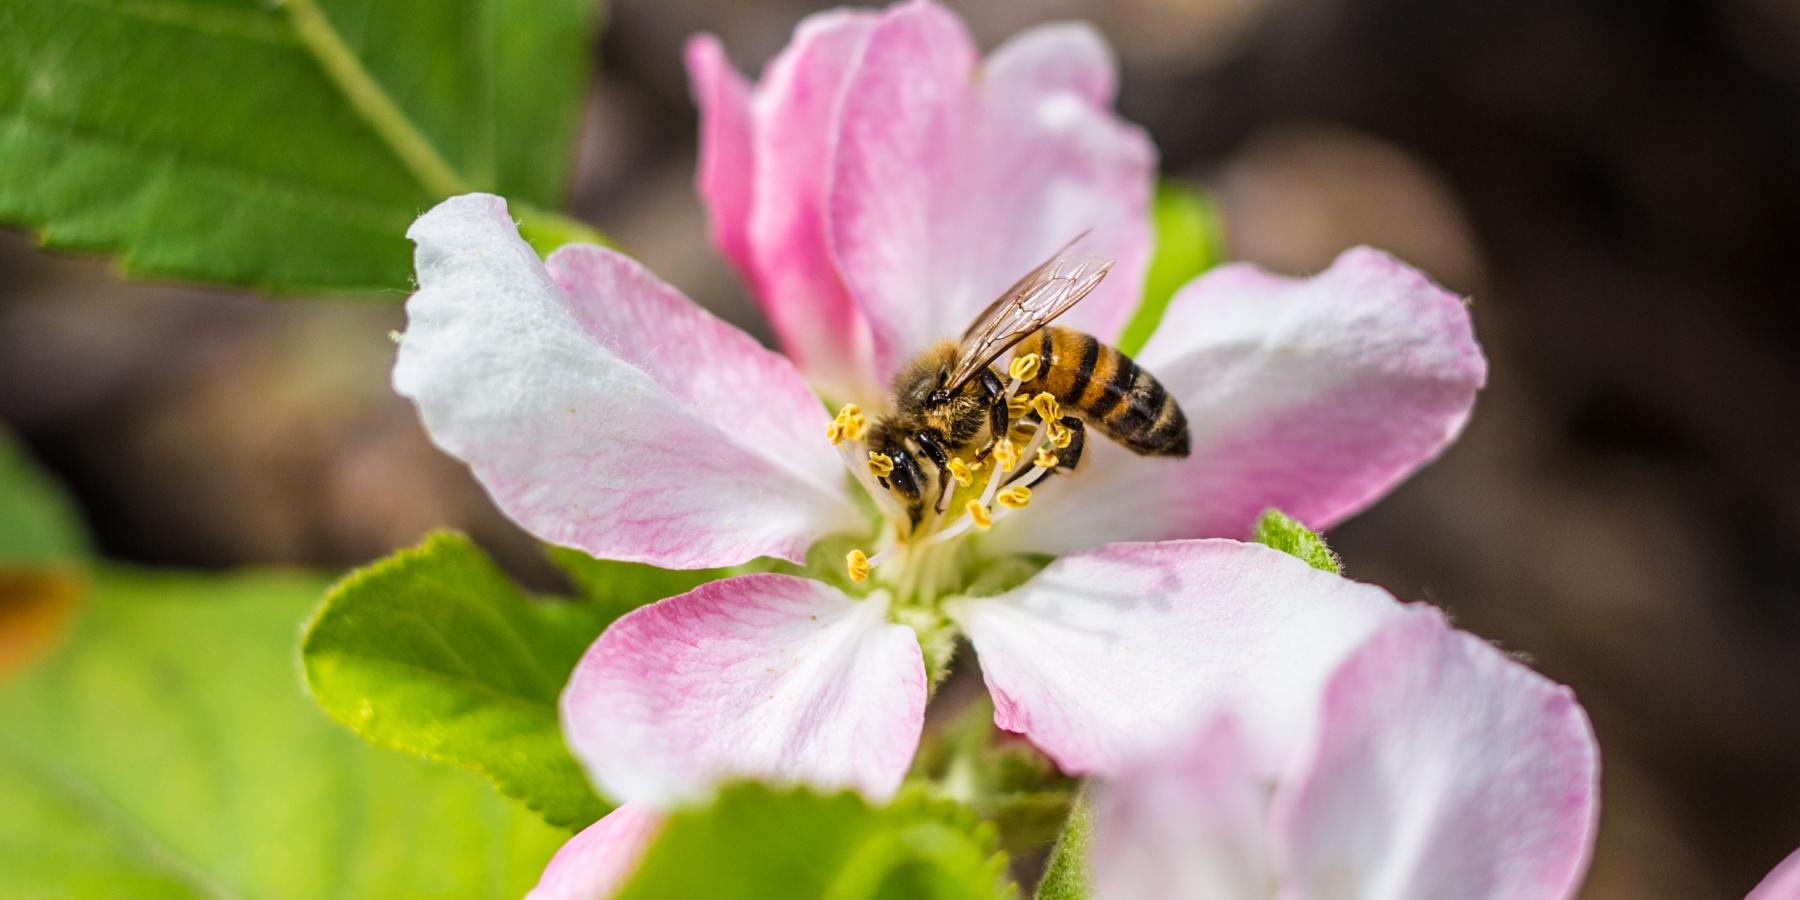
686, 36, 757, 286
983, 21, 1117, 107
829, 0, 1155, 382
1091, 717, 1274, 900
525, 804, 663, 900
1749, 848, 1800, 900
1270, 607, 1599, 900
947, 539, 1405, 777
395, 194, 861, 570
743, 9, 882, 404
989, 246, 1486, 558
562, 574, 927, 808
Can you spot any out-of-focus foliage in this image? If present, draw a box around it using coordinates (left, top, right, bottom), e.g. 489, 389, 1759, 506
617, 783, 1016, 900
1117, 182, 1226, 356
0, 565, 567, 899
303, 530, 612, 828
908, 697, 1076, 854
0, 430, 88, 562
1253, 508, 1342, 574
0, 0, 600, 293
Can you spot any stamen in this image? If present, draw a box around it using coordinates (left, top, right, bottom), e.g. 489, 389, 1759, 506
1006, 394, 1031, 418
846, 548, 870, 582
1009, 353, 1041, 383
1031, 392, 1061, 421
997, 485, 1032, 509
947, 457, 974, 487
965, 500, 993, 531
867, 451, 895, 477
1046, 419, 1072, 449
1034, 446, 1059, 468
843, 414, 867, 442
992, 438, 1020, 473
828, 403, 866, 445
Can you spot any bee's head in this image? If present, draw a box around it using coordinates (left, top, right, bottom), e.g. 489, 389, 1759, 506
926, 367, 953, 407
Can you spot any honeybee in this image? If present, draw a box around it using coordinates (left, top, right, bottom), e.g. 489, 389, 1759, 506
863, 234, 1190, 527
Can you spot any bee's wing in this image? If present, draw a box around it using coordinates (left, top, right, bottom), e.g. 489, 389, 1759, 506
944, 241, 1114, 392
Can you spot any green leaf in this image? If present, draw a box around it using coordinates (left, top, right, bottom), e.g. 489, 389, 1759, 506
0, 429, 89, 563
303, 530, 611, 829
1117, 182, 1228, 356
1031, 791, 1093, 900
0, 0, 600, 293
1253, 508, 1342, 574
617, 784, 1017, 900
545, 545, 753, 631
911, 696, 1076, 854
0, 565, 568, 899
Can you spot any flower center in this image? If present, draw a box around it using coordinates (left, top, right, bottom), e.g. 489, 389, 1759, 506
826, 352, 1073, 605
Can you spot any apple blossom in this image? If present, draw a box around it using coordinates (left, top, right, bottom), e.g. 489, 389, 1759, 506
1750, 848, 1800, 900
1089, 607, 1600, 900
391, 1, 1486, 895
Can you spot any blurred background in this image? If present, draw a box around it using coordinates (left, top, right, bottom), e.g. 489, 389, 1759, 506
3, 0, 1797, 895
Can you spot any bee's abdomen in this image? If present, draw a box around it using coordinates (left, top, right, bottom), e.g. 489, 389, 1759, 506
1024, 326, 1190, 458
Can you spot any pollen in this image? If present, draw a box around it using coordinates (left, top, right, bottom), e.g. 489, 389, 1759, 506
1031, 392, 1061, 421
1009, 352, 1041, 383
1007, 393, 1031, 419
993, 437, 1020, 473
846, 548, 870, 582
947, 457, 974, 487
828, 403, 866, 445
997, 485, 1032, 509
965, 499, 993, 531
1034, 446, 1059, 468
1046, 419, 1073, 449
867, 451, 895, 477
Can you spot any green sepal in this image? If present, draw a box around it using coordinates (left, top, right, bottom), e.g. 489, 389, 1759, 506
1253, 508, 1342, 574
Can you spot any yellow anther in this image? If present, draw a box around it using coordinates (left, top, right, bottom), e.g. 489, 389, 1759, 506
846, 548, 870, 582
965, 499, 993, 531
993, 438, 1020, 473
867, 451, 895, 478
1031, 392, 1061, 421
1034, 446, 1059, 468
947, 457, 974, 487
1009, 352, 1041, 383
1046, 419, 1073, 449
828, 403, 864, 445
1007, 393, 1031, 419
997, 485, 1033, 509
842, 413, 867, 442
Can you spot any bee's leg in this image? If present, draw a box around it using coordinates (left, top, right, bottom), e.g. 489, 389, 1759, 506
972, 369, 1010, 462
1008, 416, 1086, 490
887, 444, 929, 527
911, 432, 954, 514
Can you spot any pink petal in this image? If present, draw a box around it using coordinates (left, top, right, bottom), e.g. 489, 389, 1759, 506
983, 21, 1117, 107
1750, 848, 1800, 900
525, 804, 663, 900
947, 539, 1405, 776
989, 246, 1487, 558
562, 574, 927, 807
740, 10, 883, 405
395, 194, 861, 569
1090, 717, 1274, 900
1270, 607, 1599, 900
686, 35, 757, 286
829, 0, 1155, 382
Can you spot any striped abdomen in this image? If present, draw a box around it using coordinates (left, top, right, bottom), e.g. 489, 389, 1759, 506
1016, 326, 1189, 457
